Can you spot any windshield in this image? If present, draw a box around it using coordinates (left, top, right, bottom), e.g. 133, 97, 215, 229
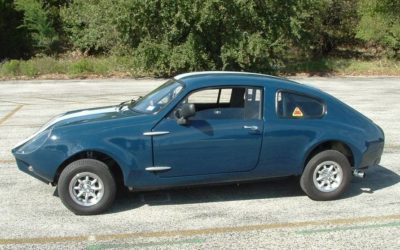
130, 80, 184, 113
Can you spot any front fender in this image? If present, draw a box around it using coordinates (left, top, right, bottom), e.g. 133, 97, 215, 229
13, 123, 153, 185
55, 145, 142, 186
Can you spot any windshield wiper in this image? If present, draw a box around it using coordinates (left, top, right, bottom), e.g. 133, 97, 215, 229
118, 100, 130, 109
117, 96, 142, 111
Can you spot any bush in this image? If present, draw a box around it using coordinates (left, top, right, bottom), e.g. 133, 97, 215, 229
299, 0, 360, 57
69, 59, 95, 75
60, 0, 336, 74
60, 0, 133, 54
19, 60, 38, 76
1, 0, 399, 76
32, 57, 67, 74
357, 0, 400, 58
0, 60, 21, 76
14, 0, 59, 54
0, 0, 33, 59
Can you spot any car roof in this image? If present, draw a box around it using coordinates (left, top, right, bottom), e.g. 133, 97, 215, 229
174, 71, 287, 82
173, 71, 328, 99
174, 71, 301, 87
174, 71, 278, 80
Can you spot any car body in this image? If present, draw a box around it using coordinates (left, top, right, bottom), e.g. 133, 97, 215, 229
12, 72, 385, 214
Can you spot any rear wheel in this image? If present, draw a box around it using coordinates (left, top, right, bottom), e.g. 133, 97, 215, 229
58, 159, 116, 215
300, 150, 351, 200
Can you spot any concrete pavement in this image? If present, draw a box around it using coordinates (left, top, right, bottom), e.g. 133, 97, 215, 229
0, 77, 399, 249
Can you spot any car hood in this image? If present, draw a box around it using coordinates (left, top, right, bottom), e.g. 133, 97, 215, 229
48, 105, 141, 128
13, 105, 139, 149
58, 105, 132, 126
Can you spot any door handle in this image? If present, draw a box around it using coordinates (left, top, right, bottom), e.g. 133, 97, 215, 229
243, 125, 258, 131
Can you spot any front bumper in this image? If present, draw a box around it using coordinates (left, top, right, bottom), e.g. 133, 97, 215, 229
15, 158, 52, 184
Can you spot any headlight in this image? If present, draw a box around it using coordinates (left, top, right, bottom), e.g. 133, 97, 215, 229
14, 129, 52, 154
13, 114, 62, 151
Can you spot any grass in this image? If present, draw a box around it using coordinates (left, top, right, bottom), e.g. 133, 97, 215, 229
0, 56, 141, 79
283, 58, 400, 76
0, 56, 399, 80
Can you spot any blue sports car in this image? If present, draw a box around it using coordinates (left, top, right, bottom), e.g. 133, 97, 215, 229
12, 72, 385, 215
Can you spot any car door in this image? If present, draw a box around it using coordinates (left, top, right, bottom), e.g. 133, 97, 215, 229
150, 86, 264, 177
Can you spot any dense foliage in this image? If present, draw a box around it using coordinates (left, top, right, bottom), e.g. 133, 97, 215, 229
0, 0, 398, 76
0, 0, 31, 59
357, 0, 400, 58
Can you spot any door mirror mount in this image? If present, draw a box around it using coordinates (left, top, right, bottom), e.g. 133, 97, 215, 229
175, 103, 195, 125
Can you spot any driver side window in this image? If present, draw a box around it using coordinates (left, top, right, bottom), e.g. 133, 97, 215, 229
174, 87, 262, 120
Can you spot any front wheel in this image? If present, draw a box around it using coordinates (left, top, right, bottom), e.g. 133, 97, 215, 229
300, 150, 352, 201
58, 159, 116, 215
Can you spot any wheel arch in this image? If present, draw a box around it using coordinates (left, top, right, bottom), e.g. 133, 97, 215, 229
303, 140, 355, 171
53, 150, 125, 188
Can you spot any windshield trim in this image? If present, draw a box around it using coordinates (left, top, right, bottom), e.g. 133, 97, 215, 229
129, 80, 185, 114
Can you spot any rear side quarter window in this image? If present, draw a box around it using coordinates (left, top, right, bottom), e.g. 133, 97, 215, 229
276, 91, 325, 119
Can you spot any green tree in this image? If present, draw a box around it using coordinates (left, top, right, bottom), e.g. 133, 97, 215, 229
61, 0, 333, 74
14, 0, 59, 54
357, 0, 400, 58
0, 0, 32, 59
60, 0, 139, 54
289, 0, 360, 58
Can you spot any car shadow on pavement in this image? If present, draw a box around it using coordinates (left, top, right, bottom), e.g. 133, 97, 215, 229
343, 164, 400, 198
109, 164, 399, 214
109, 177, 303, 214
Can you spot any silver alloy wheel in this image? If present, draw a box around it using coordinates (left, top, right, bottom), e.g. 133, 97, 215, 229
313, 161, 343, 192
69, 172, 104, 206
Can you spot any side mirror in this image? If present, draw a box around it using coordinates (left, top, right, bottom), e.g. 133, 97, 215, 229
175, 103, 195, 125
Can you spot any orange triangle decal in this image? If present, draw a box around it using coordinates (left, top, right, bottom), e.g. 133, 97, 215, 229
292, 107, 303, 117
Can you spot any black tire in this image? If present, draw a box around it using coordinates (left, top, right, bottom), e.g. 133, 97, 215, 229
58, 159, 116, 215
300, 150, 352, 201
